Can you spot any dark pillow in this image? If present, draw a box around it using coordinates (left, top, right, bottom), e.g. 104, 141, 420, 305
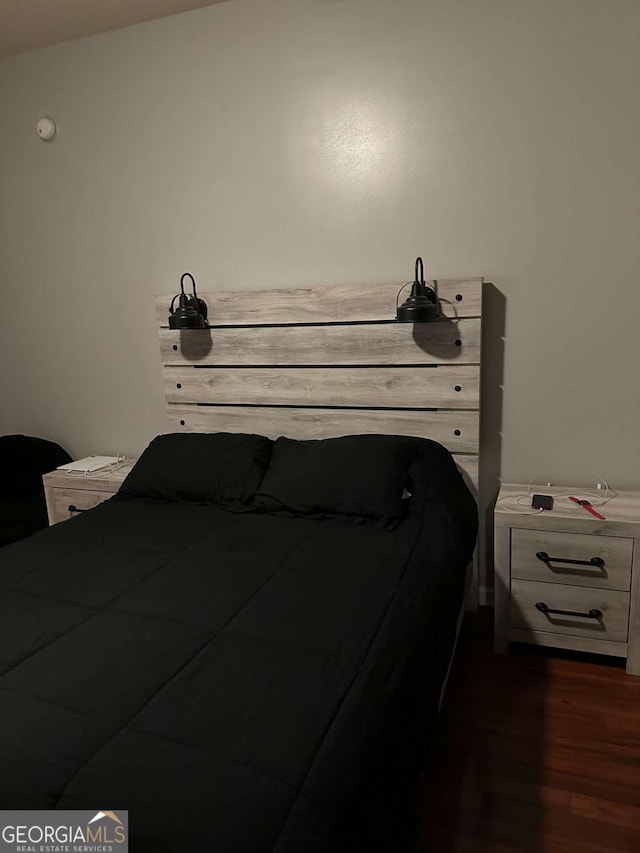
254, 434, 419, 528
119, 433, 273, 507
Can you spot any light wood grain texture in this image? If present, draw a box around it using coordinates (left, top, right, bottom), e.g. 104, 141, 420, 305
159, 319, 480, 367
508, 628, 627, 658
42, 462, 135, 493
511, 529, 633, 591
511, 579, 629, 644
494, 484, 640, 537
166, 404, 479, 453
627, 544, 640, 675
164, 365, 480, 409
49, 487, 113, 524
495, 483, 640, 674
43, 462, 135, 525
494, 526, 511, 654
156, 278, 483, 327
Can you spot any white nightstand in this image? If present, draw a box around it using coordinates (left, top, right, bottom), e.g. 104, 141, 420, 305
43, 460, 136, 525
494, 483, 640, 675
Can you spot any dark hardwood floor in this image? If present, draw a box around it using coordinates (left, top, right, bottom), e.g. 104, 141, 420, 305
418, 608, 640, 852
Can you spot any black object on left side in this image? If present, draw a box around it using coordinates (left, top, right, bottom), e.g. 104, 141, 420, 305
0, 434, 71, 547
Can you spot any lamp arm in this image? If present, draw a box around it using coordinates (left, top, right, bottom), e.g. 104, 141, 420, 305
396, 281, 412, 313
396, 256, 438, 322
181, 272, 196, 299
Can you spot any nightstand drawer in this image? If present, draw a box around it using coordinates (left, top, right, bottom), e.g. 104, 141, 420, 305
511, 529, 632, 591
511, 579, 629, 643
50, 487, 115, 524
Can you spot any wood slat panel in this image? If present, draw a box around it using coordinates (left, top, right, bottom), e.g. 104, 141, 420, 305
508, 628, 627, 657
156, 278, 482, 327
511, 529, 633, 591
511, 579, 630, 644
494, 484, 640, 537
159, 319, 480, 367
164, 365, 480, 409
166, 405, 479, 453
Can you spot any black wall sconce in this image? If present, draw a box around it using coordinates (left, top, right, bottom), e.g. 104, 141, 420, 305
168, 273, 209, 329
396, 257, 438, 322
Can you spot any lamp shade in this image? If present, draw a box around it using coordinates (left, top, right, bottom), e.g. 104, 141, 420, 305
397, 257, 438, 322
168, 295, 206, 329
168, 273, 208, 329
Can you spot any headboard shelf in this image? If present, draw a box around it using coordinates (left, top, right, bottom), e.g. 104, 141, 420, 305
156, 278, 482, 328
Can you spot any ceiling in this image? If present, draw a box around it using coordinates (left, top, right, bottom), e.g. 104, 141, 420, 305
0, 0, 230, 58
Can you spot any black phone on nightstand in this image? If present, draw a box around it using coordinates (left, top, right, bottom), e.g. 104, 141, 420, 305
532, 494, 554, 510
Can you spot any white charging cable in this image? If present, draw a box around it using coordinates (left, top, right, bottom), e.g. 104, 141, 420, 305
64, 455, 129, 478
497, 478, 617, 515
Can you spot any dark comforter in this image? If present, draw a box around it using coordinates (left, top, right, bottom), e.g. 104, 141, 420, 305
0, 445, 476, 852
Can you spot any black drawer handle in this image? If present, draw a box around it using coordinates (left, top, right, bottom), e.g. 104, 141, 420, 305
535, 601, 603, 620
536, 550, 605, 568
68, 504, 89, 514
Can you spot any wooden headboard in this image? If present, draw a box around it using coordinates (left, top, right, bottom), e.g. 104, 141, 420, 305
155, 278, 483, 493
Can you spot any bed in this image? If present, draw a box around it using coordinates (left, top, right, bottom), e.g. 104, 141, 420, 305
0, 277, 483, 851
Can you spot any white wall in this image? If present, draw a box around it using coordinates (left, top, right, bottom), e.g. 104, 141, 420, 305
0, 0, 639, 578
